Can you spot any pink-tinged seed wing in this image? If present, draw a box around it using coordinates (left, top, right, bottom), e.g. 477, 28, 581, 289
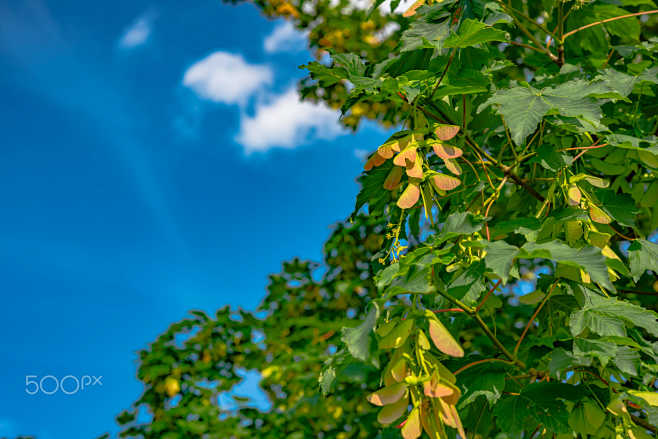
432, 142, 463, 160
431, 173, 461, 191
393, 147, 417, 167
402, 0, 424, 16
364, 152, 386, 171
440, 381, 461, 405
378, 141, 399, 159
384, 166, 404, 191
443, 158, 462, 176
435, 125, 460, 141
367, 383, 407, 406
428, 319, 464, 357
397, 183, 420, 209
423, 372, 454, 398
450, 404, 467, 439
406, 158, 423, 178
589, 205, 612, 224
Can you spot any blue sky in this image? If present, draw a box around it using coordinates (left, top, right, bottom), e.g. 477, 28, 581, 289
0, 1, 388, 437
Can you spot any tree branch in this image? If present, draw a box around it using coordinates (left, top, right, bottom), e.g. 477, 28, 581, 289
563, 10, 658, 40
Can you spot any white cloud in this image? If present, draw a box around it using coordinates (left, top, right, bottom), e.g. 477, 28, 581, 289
264, 21, 308, 53
236, 87, 344, 152
182, 52, 273, 105
118, 12, 154, 49
354, 148, 369, 161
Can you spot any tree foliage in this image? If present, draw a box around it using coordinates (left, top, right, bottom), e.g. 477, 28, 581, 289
113, 0, 658, 438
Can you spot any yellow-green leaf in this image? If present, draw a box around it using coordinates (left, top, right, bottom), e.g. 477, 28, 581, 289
568, 185, 581, 206
629, 391, 658, 406
377, 395, 409, 424
380, 318, 414, 349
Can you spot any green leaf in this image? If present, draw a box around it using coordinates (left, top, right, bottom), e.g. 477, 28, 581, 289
569, 289, 658, 338
569, 400, 606, 435
459, 366, 506, 406
614, 346, 640, 376
435, 212, 483, 242
535, 144, 573, 171
333, 53, 366, 77
352, 161, 392, 218
484, 240, 519, 282
595, 190, 638, 227
443, 19, 507, 48
520, 241, 614, 291
481, 79, 606, 145
573, 338, 617, 367
341, 304, 379, 366
318, 366, 336, 395
447, 261, 486, 306
400, 18, 450, 52
494, 383, 576, 435
480, 85, 549, 145
628, 239, 658, 282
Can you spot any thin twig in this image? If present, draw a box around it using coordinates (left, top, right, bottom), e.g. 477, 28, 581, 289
508, 40, 547, 55
476, 280, 503, 312
454, 357, 514, 375
560, 143, 607, 151
619, 289, 658, 296
563, 10, 658, 40
431, 48, 457, 99
514, 282, 557, 355
631, 414, 658, 434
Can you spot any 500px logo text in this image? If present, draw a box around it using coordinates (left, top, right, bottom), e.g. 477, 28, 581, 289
25, 375, 103, 395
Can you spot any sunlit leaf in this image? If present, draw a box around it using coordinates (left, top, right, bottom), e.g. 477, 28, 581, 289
377, 395, 409, 424
380, 318, 414, 349
567, 185, 581, 206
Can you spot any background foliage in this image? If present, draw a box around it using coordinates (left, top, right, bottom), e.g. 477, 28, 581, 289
112, 0, 658, 438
